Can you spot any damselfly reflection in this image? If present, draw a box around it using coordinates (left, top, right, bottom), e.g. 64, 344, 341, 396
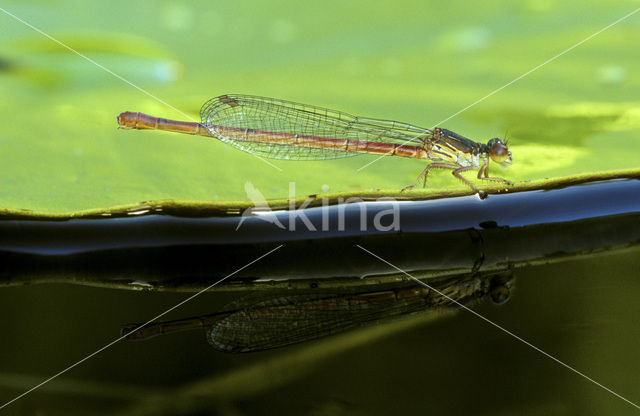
123, 272, 513, 353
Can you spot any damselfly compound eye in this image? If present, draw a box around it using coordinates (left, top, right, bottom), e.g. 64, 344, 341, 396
490, 284, 511, 304
487, 138, 512, 164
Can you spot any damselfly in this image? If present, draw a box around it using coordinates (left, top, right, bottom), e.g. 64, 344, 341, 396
117, 94, 513, 192
122, 272, 513, 353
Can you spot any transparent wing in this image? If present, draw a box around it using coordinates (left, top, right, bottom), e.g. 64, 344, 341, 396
206, 293, 430, 353
200, 94, 431, 161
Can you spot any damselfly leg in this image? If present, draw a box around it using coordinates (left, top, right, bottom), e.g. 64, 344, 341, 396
477, 163, 514, 185
401, 163, 479, 193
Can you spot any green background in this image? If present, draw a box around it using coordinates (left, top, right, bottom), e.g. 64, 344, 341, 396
1, 0, 639, 212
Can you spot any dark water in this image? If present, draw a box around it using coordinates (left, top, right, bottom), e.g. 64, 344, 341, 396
2, 180, 639, 287
1, 181, 639, 415
1, 247, 639, 415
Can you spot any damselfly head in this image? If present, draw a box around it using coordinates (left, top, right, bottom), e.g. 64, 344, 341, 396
489, 272, 514, 305
487, 138, 512, 166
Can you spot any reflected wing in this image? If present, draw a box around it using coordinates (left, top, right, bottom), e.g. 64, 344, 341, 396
206, 293, 430, 353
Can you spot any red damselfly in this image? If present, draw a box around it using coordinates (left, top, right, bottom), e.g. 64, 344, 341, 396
117, 94, 513, 192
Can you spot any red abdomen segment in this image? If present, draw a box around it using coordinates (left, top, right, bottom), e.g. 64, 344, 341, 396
117, 112, 211, 136
117, 112, 426, 159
